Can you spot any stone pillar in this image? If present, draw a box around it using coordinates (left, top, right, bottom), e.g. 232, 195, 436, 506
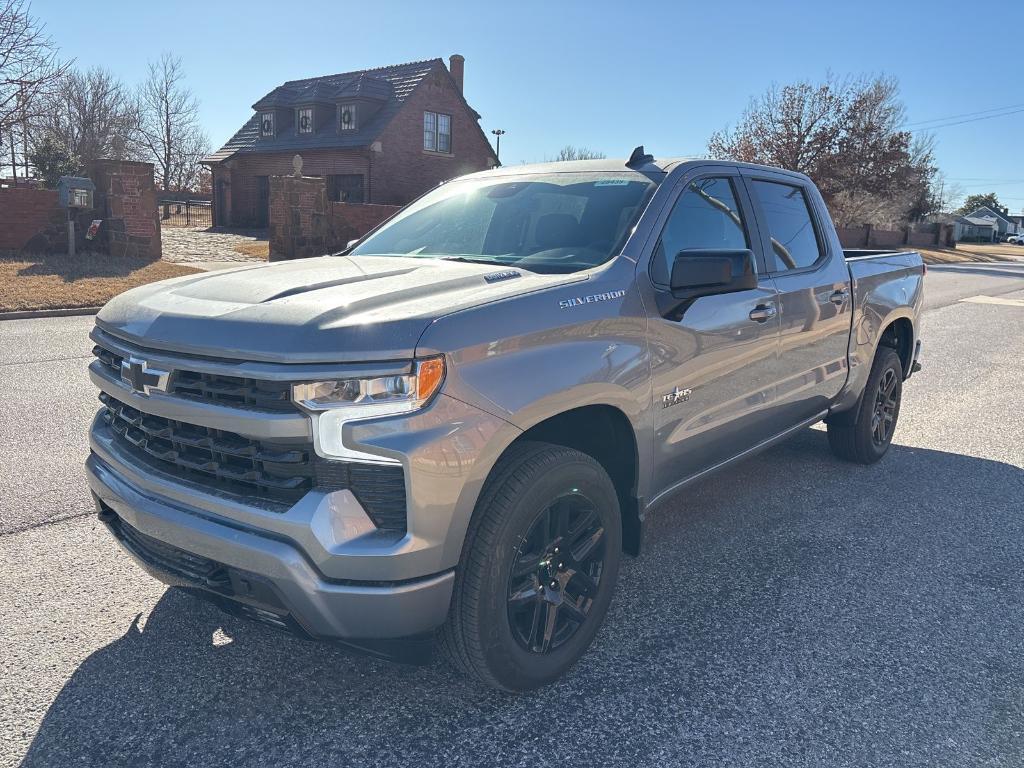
268, 174, 330, 261
90, 160, 162, 259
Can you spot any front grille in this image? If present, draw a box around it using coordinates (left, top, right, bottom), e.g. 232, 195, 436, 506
93, 344, 296, 413
111, 512, 224, 585
101, 391, 313, 506
99, 393, 409, 532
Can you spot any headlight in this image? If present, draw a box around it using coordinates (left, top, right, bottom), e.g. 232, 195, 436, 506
293, 357, 445, 461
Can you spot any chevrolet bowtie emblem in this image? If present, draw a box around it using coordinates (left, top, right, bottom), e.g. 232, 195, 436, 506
120, 357, 170, 396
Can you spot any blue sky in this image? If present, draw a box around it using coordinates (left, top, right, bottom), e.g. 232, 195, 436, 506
36, 0, 1024, 212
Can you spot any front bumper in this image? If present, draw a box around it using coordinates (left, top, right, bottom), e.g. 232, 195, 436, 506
87, 451, 454, 649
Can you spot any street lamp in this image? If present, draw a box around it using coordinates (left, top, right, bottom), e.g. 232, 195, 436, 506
491, 129, 506, 165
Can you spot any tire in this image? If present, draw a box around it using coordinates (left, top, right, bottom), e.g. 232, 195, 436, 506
439, 441, 622, 692
827, 346, 903, 464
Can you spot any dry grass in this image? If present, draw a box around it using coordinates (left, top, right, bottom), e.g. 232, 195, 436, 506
233, 241, 270, 259
0, 252, 201, 313
913, 243, 1024, 265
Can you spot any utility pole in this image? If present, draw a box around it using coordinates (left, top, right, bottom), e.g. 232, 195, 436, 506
491, 129, 506, 165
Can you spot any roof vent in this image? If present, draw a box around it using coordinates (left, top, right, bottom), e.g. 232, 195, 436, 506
626, 145, 654, 167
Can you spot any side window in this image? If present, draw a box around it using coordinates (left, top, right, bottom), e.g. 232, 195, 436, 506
652, 177, 748, 285
750, 180, 823, 271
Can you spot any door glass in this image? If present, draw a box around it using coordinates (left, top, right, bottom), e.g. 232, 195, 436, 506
652, 177, 748, 285
750, 180, 823, 271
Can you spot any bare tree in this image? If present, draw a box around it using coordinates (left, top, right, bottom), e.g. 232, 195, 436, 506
555, 145, 606, 161
708, 75, 938, 224
33, 66, 140, 173
138, 52, 209, 192
0, 0, 70, 181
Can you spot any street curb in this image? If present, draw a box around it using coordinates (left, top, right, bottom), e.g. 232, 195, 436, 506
0, 306, 102, 321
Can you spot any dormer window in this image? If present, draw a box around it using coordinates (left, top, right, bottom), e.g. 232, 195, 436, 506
260, 112, 275, 137
297, 107, 313, 134
339, 103, 357, 131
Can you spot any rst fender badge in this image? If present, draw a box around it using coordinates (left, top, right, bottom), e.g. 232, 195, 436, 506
558, 289, 627, 309
661, 386, 691, 408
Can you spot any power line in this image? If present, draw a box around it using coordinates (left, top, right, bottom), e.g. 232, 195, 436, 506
903, 101, 1024, 128
906, 106, 1024, 133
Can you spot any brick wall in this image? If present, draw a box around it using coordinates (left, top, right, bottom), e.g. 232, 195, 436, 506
0, 189, 63, 251
268, 174, 398, 260
0, 160, 161, 258
837, 223, 956, 250
220, 150, 370, 227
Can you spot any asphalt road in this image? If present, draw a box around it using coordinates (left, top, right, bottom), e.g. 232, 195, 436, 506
2, 264, 1023, 767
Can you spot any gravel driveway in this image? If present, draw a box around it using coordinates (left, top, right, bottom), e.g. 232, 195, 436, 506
160, 227, 268, 263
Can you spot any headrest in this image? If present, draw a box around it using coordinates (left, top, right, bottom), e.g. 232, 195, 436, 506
535, 213, 583, 249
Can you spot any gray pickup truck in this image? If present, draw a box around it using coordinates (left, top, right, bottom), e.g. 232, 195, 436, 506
87, 149, 923, 691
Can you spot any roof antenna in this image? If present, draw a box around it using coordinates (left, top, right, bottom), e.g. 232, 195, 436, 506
626, 145, 654, 167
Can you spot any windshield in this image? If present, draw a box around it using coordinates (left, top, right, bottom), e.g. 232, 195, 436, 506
349, 172, 658, 274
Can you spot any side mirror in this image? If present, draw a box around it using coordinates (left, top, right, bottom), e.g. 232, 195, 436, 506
658, 248, 757, 318
346, 238, 359, 250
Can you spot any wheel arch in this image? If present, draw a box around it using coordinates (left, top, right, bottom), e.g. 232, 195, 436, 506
455, 403, 644, 559
878, 315, 914, 377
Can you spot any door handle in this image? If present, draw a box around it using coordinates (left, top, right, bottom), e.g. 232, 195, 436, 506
748, 304, 777, 323
829, 288, 850, 306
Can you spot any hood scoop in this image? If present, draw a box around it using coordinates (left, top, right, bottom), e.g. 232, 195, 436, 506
258, 265, 417, 303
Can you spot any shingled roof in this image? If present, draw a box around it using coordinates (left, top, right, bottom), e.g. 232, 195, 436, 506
203, 58, 453, 164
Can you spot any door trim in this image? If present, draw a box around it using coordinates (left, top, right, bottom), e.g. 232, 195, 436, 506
646, 410, 828, 508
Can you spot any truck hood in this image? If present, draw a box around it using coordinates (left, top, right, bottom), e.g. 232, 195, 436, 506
96, 255, 581, 363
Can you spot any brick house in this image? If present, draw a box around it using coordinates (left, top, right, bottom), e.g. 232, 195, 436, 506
202, 55, 497, 228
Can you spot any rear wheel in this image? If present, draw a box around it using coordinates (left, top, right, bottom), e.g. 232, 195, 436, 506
827, 346, 903, 464
439, 441, 621, 691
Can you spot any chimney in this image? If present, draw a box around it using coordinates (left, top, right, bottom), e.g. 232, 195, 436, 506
449, 54, 465, 93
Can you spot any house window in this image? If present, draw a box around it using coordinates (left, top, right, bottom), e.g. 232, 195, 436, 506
424, 111, 452, 153
260, 112, 274, 137
338, 103, 357, 131
328, 174, 365, 203
297, 107, 313, 134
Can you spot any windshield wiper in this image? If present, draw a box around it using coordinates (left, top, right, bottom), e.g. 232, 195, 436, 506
434, 255, 526, 269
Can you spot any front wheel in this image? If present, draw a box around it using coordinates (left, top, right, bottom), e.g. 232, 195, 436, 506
827, 346, 903, 464
440, 442, 621, 691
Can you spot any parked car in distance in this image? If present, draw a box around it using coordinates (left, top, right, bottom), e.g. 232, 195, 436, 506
86, 149, 924, 691
1006, 233, 1024, 245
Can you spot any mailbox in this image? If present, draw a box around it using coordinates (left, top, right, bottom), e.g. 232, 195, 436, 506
57, 176, 95, 209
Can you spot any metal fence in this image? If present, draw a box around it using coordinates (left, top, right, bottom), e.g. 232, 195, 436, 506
159, 199, 212, 227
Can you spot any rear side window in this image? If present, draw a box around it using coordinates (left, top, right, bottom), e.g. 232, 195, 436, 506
652, 177, 748, 285
750, 180, 823, 271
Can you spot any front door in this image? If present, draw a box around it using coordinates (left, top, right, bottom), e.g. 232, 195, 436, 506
255, 175, 270, 227
645, 169, 782, 496
741, 172, 852, 424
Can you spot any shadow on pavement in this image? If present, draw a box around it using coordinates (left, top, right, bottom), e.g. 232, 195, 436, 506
21, 429, 1024, 767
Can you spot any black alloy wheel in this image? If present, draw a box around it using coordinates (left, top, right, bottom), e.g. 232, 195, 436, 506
439, 441, 622, 691
506, 493, 607, 654
871, 367, 899, 447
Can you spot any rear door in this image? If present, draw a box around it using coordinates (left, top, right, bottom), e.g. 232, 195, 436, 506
740, 171, 852, 424
643, 166, 783, 493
